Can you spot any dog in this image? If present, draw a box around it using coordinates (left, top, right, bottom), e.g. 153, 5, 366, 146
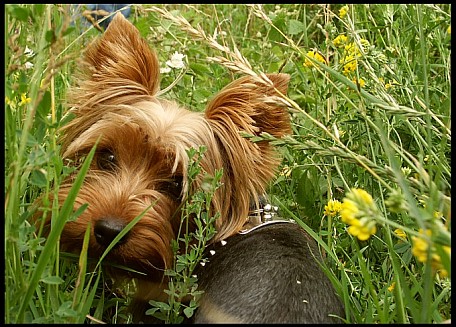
34, 12, 345, 323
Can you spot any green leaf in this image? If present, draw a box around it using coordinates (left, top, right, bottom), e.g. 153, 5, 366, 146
183, 306, 195, 318
36, 91, 51, 121
30, 169, 48, 187
55, 301, 79, 318
149, 300, 170, 311
288, 19, 305, 35
176, 262, 186, 273
62, 26, 76, 37
189, 63, 212, 76
45, 30, 55, 43
10, 6, 30, 22
40, 275, 64, 285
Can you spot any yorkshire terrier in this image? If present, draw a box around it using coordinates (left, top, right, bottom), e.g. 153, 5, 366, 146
35, 12, 345, 323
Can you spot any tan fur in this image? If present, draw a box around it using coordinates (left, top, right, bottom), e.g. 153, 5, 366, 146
35, 12, 291, 304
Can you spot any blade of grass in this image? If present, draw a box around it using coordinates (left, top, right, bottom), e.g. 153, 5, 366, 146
16, 144, 96, 322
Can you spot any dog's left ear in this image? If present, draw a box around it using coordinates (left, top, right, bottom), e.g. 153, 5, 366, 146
204, 73, 291, 236
205, 74, 291, 140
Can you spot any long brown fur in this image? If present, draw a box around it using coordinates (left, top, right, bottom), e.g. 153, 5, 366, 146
34, 12, 291, 309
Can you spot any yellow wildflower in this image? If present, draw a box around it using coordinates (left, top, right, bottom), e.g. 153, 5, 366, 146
433, 211, 443, 219
347, 218, 377, 241
344, 42, 362, 57
431, 246, 451, 279
19, 93, 31, 106
352, 77, 365, 88
352, 188, 374, 205
304, 50, 326, 68
394, 228, 407, 239
324, 199, 342, 217
437, 268, 448, 279
411, 229, 451, 278
333, 34, 348, 47
447, 25, 451, 35
385, 79, 399, 90
340, 199, 359, 225
341, 54, 357, 75
359, 38, 370, 51
387, 282, 396, 292
340, 188, 379, 241
339, 5, 349, 19
411, 229, 431, 263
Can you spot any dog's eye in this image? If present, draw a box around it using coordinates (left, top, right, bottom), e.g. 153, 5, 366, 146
159, 176, 183, 200
97, 151, 117, 171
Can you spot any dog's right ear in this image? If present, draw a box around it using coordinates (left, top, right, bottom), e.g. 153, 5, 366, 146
72, 12, 161, 108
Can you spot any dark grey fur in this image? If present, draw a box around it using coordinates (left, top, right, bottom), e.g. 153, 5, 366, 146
193, 222, 345, 323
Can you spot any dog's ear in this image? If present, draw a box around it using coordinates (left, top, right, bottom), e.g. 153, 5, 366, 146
204, 73, 291, 236
205, 74, 291, 140
71, 13, 160, 108
62, 13, 161, 151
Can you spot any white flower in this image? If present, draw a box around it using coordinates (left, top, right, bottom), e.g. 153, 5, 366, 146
160, 66, 171, 74
24, 46, 35, 57
24, 62, 34, 69
166, 51, 186, 69
256, 31, 262, 38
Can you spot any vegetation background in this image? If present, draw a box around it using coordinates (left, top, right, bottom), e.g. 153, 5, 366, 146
5, 4, 451, 323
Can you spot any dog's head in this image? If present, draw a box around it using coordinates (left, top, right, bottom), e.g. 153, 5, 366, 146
38, 13, 291, 284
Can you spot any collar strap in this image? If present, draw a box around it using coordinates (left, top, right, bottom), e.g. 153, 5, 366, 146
240, 202, 295, 234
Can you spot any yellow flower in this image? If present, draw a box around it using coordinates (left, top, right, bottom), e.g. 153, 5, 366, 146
351, 188, 374, 205
339, 5, 349, 19
340, 188, 379, 241
411, 229, 432, 263
341, 54, 358, 75
433, 211, 443, 219
340, 199, 359, 225
304, 50, 326, 68
385, 79, 399, 90
344, 42, 361, 56
324, 199, 342, 217
388, 282, 396, 292
394, 228, 407, 239
431, 246, 451, 279
333, 34, 348, 47
359, 38, 370, 51
437, 268, 448, 279
352, 77, 365, 88
447, 25, 451, 35
347, 218, 377, 241
19, 93, 31, 106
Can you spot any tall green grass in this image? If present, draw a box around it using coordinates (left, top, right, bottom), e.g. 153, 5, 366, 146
5, 4, 451, 323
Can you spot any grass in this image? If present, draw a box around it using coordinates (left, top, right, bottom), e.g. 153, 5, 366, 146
4, 4, 451, 323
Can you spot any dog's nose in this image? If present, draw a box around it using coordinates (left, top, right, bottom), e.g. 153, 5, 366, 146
94, 218, 129, 247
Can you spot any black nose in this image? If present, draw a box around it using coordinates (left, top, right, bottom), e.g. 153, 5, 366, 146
94, 218, 129, 247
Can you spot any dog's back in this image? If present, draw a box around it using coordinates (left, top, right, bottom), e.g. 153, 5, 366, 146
194, 222, 345, 323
